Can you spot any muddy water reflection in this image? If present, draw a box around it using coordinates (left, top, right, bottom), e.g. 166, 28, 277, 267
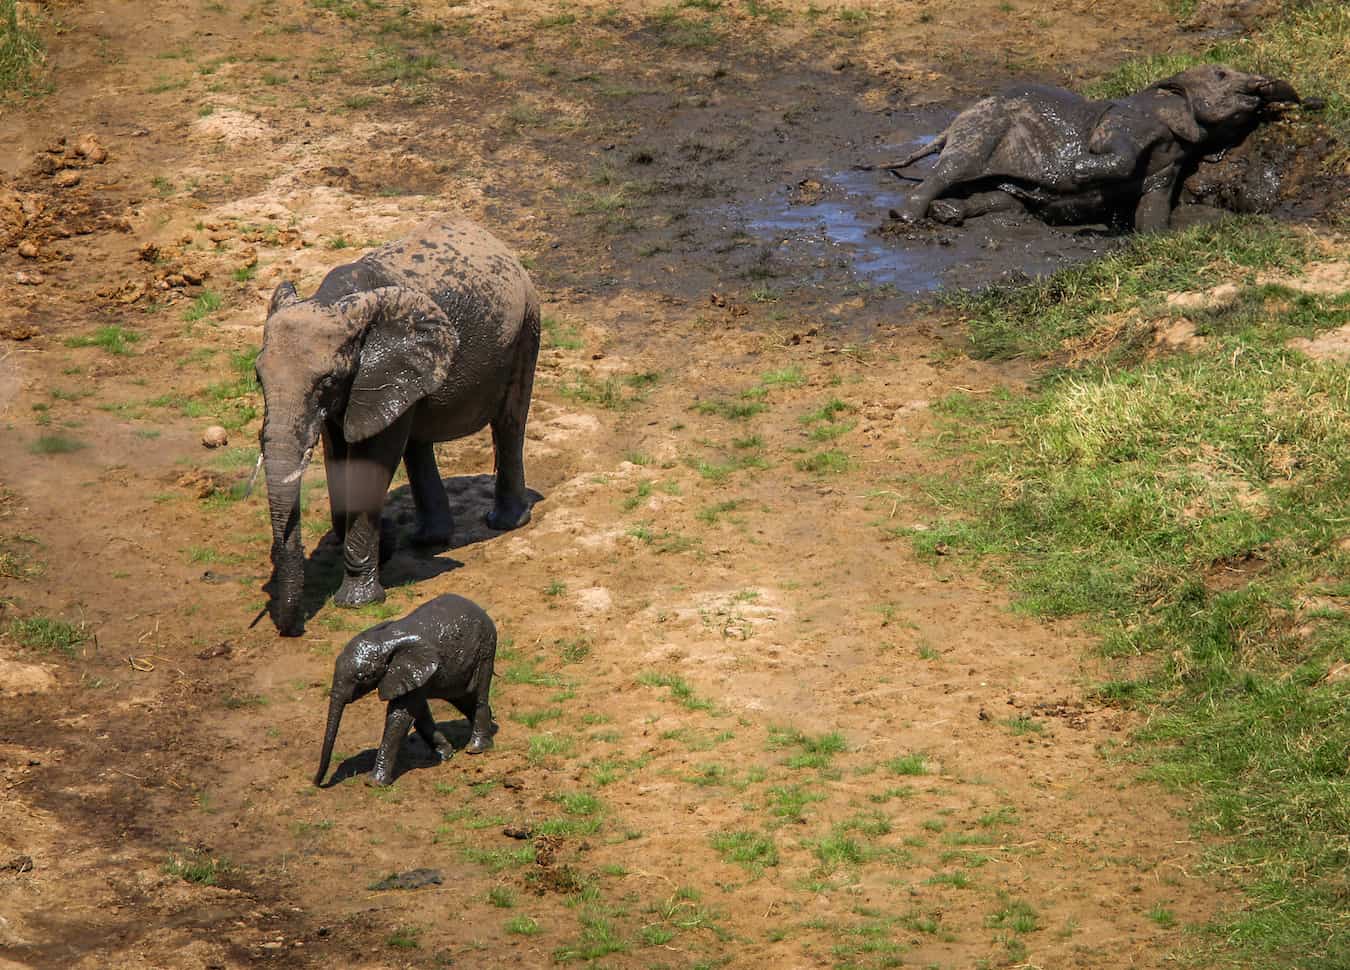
734, 142, 1121, 298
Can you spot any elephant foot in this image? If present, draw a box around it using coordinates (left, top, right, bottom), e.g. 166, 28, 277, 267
893, 200, 929, 224
929, 199, 966, 226
486, 496, 532, 532
364, 770, 394, 788
464, 732, 493, 755
334, 573, 386, 609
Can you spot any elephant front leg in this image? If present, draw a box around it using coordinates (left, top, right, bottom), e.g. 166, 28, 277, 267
403, 440, 452, 548
1133, 164, 1180, 232
334, 412, 411, 608
368, 698, 415, 787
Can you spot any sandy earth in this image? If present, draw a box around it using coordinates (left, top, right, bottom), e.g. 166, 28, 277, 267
0, 1, 1319, 967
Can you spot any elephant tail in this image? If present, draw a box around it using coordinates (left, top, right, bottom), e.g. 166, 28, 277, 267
314, 693, 346, 786
883, 133, 947, 174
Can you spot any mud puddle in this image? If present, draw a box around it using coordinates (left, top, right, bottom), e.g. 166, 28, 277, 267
730, 127, 1124, 298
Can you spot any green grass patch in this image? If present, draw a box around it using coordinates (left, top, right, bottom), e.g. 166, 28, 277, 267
920, 224, 1350, 969
29, 434, 86, 455
183, 290, 223, 322
65, 325, 141, 355
795, 449, 850, 475
1086, 2, 1349, 131
768, 727, 846, 770
7, 616, 86, 656
637, 670, 717, 712
560, 371, 659, 410
711, 830, 778, 874
163, 850, 229, 885
0, 0, 45, 95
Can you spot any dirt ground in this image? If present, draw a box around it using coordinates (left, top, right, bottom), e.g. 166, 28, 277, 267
0, 2, 1294, 967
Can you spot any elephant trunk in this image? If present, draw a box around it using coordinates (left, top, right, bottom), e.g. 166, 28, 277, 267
1256, 78, 1300, 105
263, 438, 310, 637
314, 692, 347, 786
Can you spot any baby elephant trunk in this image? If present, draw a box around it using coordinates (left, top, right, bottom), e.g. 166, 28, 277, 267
314, 693, 347, 786
1255, 77, 1300, 104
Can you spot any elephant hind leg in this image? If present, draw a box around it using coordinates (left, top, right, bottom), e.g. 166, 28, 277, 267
404, 440, 452, 548
412, 697, 454, 762
486, 305, 540, 532
461, 648, 496, 755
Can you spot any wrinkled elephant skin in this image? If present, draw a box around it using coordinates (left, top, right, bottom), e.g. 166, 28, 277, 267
314, 594, 498, 788
886, 65, 1302, 231
256, 219, 541, 637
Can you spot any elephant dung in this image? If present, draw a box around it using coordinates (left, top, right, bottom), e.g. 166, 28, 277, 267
201, 425, 229, 449
367, 868, 443, 891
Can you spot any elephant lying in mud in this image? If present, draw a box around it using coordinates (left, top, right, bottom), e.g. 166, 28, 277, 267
257, 220, 540, 637
314, 594, 497, 788
885, 65, 1302, 231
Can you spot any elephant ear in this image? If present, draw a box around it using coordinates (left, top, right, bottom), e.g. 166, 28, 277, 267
268, 280, 300, 316
378, 639, 441, 701
1150, 82, 1205, 143
338, 287, 459, 443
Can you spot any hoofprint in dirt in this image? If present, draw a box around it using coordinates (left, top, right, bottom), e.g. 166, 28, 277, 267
0, 1, 1285, 967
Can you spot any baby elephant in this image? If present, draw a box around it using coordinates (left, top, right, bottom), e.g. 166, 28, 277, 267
314, 594, 497, 788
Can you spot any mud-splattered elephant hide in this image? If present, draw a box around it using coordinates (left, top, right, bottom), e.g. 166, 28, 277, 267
314, 594, 497, 788
885, 65, 1301, 231
256, 219, 540, 637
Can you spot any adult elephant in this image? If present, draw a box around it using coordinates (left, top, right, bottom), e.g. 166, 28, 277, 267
885, 65, 1301, 230
256, 219, 540, 637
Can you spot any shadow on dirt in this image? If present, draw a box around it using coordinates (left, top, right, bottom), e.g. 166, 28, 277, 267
271, 474, 545, 632
322, 717, 496, 788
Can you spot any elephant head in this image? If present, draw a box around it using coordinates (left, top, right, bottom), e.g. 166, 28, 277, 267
313, 628, 443, 786
256, 281, 458, 637
1147, 64, 1300, 142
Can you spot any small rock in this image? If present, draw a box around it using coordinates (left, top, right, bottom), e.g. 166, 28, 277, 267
16, 240, 38, 259
201, 426, 229, 449
502, 824, 533, 840
74, 134, 108, 164
367, 868, 443, 891
53, 169, 82, 189
15, 271, 44, 286
197, 641, 233, 660
138, 242, 161, 263
502, 776, 524, 790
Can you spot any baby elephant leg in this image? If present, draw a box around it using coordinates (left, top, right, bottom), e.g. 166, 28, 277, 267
368, 697, 416, 787
412, 697, 455, 762
458, 657, 495, 755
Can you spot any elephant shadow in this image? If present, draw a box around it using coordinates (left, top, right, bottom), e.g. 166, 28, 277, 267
293, 473, 543, 627
324, 716, 499, 787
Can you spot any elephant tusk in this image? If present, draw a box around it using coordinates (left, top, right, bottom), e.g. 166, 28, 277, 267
279, 447, 314, 484
243, 453, 265, 498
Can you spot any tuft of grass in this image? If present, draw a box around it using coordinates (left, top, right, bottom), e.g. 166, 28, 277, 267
885, 753, 928, 776
0, 0, 45, 95
506, 915, 541, 935
637, 670, 716, 712
766, 784, 826, 823
183, 290, 223, 322
795, 450, 850, 475
7, 616, 86, 656
65, 325, 141, 355
560, 371, 658, 410
711, 830, 778, 874
29, 434, 86, 455
488, 886, 515, 908
767, 727, 846, 770
163, 851, 228, 885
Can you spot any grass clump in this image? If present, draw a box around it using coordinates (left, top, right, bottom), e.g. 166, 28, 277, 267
710, 830, 778, 874
29, 434, 86, 455
65, 326, 141, 355
163, 850, 229, 885
637, 670, 717, 712
920, 222, 1350, 969
7, 616, 86, 656
560, 371, 659, 410
0, 0, 44, 95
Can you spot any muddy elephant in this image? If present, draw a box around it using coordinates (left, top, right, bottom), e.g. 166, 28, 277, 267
886, 65, 1301, 231
256, 220, 540, 637
314, 594, 497, 788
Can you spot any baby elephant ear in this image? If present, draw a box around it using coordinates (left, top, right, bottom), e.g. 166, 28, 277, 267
341, 287, 460, 443
268, 280, 300, 316
378, 640, 440, 701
